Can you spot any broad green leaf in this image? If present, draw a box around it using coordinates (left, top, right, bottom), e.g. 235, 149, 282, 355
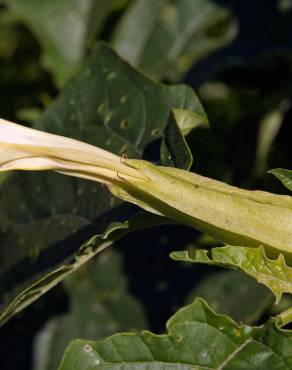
6, 0, 116, 84
33, 249, 147, 370
186, 270, 273, 324
0, 42, 206, 322
171, 246, 292, 304
36, 42, 206, 156
269, 168, 292, 192
58, 298, 292, 370
0, 213, 164, 326
112, 0, 237, 81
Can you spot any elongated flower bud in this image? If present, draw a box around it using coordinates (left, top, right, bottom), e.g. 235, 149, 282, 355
1, 118, 292, 258
110, 159, 292, 257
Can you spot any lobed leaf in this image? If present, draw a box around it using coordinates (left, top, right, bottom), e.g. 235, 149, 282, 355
58, 298, 292, 370
171, 246, 292, 304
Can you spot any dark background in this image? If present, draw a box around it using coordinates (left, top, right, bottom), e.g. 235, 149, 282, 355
1, 0, 292, 369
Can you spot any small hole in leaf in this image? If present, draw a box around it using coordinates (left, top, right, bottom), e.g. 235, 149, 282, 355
120, 96, 128, 104
120, 119, 129, 129
151, 128, 161, 136
107, 72, 116, 80
97, 103, 106, 114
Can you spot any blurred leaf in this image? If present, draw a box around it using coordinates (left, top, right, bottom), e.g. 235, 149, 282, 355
186, 270, 273, 324
0, 42, 206, 322
0, 9, 19, 59
171, 246, 292, 304
278, 0, 292, 12
58, 298, 292, 370
33, 249, 147, 370
269, 168, 292, 192
16, 106, 42, 124
6, 0, 116, 84
112, 0, 237, 81
253, 101, 290, 177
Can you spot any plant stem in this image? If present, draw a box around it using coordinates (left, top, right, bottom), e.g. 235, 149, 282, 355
275, 306, 292, 327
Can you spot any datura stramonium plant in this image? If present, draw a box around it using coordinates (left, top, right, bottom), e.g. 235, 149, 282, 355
1, 118, 292, 259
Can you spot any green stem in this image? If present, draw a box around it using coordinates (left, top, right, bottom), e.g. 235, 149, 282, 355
275, 306, 292, 327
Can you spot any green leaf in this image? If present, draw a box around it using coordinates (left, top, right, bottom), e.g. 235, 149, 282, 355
160, 101, 209, 169
160, 111, 193, 170
0, 42, 206, 322
112, 0, 237, 81
0, 213, 164, 326
33, 249, 147, 370
269, 168, 292, 192
186, 270, 273, 324
37, 42, 207, 156
6, 0, 116, 84
58, 298, 292, 370
253, 109, 284, 177
171, 246, 292, 304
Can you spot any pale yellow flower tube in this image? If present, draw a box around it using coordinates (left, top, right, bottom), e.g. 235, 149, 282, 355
1, 118, 292, 258
0, 118, 148, 185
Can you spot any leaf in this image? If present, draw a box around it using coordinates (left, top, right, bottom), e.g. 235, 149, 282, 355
36, 42, 207, 156
0, 42, 206, 322
160, 111, 193, 170
269, 168, 292, 192
33, 249, 147, 370
6, 0, 116, 84
253, 108, 284, 177
171, 246, 292, 304
186, 270, 273, 324
112, 0, 237, 81
58, 298, 292, 370
0, 212, 165, 326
